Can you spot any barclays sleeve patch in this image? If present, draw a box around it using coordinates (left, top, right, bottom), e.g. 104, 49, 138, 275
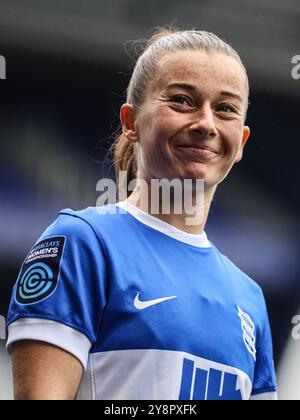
15, 236, 66, 305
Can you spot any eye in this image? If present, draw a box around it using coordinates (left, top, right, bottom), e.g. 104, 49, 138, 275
171, 95, 192, 106
217, 103, 237, 113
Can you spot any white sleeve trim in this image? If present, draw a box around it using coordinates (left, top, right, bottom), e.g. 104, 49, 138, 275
6, 318, 92, 370
250, 392, 277, 400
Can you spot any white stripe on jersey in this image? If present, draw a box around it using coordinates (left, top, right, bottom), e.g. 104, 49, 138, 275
7, 319, 275, 400
78, 348, 252, 400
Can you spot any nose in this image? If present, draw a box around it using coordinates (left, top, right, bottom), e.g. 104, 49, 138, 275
188, 102, 217, 138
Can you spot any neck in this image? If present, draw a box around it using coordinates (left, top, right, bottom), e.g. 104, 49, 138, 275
125, 177, 216, 235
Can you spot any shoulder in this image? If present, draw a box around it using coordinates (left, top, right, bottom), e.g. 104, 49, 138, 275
43, 204, 121, 238
213, 246, 266, 304
58, 204, 128, 230
39, 204, 135, 254
35, 206, 117, 258
41, 208, 97, 244
213, 249, 271, 335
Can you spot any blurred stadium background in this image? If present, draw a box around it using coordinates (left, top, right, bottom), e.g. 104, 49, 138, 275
0, 0, 299, 400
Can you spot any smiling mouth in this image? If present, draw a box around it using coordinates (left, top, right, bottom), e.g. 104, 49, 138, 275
175, 145, 219, 160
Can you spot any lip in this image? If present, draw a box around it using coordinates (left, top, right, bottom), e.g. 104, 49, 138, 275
175, 144, 219, 160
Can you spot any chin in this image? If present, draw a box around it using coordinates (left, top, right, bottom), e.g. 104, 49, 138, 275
182, 166, 208, 182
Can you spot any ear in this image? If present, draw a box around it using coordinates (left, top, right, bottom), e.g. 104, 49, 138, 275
235, 126, 250, 163
120, 103, 139, 143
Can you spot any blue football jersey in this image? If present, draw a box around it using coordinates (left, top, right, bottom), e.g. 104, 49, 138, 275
6, 201, 277, 400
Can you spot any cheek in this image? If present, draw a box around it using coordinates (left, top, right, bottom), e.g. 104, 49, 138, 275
139, 113, 175, 155
138, 124, 166, 169
220, 124, 244, 158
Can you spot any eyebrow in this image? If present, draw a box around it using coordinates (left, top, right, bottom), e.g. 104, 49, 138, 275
220, 91, 243, 103
166, 82, 243, 104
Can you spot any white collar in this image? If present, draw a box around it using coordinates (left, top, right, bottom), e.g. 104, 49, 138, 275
116, 200, 212, 248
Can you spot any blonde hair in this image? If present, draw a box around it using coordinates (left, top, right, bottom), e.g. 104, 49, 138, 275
112, 27, 249, 197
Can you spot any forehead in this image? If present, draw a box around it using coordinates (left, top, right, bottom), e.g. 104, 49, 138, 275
152, 50, 246, 95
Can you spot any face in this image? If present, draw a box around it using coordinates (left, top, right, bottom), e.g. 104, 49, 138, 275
122, 50, 250, 190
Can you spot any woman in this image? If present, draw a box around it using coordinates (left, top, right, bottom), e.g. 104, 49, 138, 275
6, 28, 277, 400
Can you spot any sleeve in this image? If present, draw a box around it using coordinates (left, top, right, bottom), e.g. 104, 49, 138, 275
5, 212, 108, 369
250, 296, 277, 400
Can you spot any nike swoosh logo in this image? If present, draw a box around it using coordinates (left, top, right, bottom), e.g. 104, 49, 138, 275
134, 293, 177, 310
